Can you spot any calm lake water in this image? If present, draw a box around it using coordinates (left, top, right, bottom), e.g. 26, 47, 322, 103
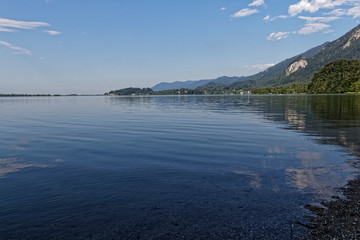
0, 95, 360, 239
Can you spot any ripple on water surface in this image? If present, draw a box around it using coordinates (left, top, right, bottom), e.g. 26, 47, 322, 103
0, 95, 359, 239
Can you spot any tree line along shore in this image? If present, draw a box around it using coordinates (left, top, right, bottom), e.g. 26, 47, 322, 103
106, 60, 360, 96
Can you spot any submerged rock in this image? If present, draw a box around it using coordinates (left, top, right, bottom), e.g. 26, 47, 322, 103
306, 177, 360, 239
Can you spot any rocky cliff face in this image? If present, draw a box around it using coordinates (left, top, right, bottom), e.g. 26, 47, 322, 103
286, 58, 308, 76
343, 28, 360, 49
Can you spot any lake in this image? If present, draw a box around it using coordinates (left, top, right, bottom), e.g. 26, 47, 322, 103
0, 95, 359, 239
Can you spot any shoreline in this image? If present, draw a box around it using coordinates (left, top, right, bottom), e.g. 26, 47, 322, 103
305, 176, 360, 239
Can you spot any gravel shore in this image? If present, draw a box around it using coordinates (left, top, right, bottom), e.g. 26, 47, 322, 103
305, 177, 360, 239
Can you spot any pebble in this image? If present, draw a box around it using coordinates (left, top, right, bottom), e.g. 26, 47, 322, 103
305, 177, 360, 239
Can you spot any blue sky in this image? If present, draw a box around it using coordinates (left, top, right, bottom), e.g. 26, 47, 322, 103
0, 0, 360, 94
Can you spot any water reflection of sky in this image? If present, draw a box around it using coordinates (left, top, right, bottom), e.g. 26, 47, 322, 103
233, 170, 262, 189
286, 150, 353, 199
2, 95, 360, 193
1, 95, 360, 239
0, 158, 48, 178
0, 137, 65, 178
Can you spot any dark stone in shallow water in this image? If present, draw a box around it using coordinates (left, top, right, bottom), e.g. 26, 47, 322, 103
306, 177, 360, 240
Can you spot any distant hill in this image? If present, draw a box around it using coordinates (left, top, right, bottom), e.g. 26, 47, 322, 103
108, 87, 153, 95
252, 59, 360, 94
151, 39, 328, 91
152, 79, 212, 91
226, 24, 360, 89
152, 24, 360, 91
308, 59, 360, 93
224, 41, 329, 89
152, 76, 245, 91
108, 59, 360, 95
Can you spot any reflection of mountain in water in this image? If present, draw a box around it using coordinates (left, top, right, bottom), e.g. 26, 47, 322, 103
244, 94, 360, 196
247, 95, 360, 160
310, 95, 360, 159
108, 95, 360, 159
108, 95, 360, 199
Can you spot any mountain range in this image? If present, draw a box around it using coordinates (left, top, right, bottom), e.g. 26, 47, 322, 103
152, 24, 360, 91
152, 76, 245, 91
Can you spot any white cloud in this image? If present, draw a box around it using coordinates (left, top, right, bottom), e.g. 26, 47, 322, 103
231, 8, 259, 18
327, 6, 360, 18
263, 15, 289, 21
263, 15, 271, 21
249, 0, 265, 7
220, 7, 226, 11
298, 22, 331, 34
328, 8, 348, 16
246, 63, 275, 70
0, 18, 49, 32
43, 30, 61, 35
298, 15, 340, 22
297, 15, 339, 34
277, 15, 290, 19
347, 5, 360, 18
288, 0, 348, 16
0, 41, 31, 55
0, 27, 14, 32
267, 32, 290, 41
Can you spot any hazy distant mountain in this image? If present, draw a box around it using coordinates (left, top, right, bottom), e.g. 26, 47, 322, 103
152, 76, 245, 91
152, 79, 212, 91
152, 24, 360, 91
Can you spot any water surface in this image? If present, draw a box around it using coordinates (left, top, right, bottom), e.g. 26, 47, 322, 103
0, 95, 359, 239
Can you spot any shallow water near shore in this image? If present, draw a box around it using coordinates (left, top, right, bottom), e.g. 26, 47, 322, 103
0, 95, 359, 239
